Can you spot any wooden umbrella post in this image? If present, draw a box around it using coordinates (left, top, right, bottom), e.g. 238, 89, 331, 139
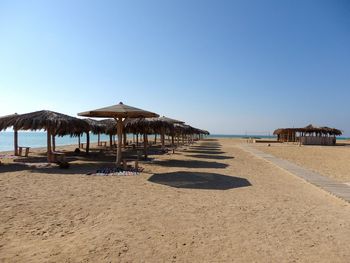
86, 131, 90, 154
52, 133, 56, 152
123, 131, 127, 148
116, 117, 123, 166
143, 132, 148, 158
14, 129, 18, 156
47, 127, 52, 162
109, 134, 113, 148
161, 127, 165, 149
78, 134, 81, 148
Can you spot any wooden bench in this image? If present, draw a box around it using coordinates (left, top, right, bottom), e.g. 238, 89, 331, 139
52, 152, 66, 162
122, 158, 139, 170
18, 146, 30, 157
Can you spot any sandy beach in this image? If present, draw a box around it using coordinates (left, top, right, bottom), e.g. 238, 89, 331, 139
1, 138, 350, 262
252, 142, 350, 183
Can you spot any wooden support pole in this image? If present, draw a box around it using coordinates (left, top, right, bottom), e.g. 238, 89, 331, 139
47, 127, 52, 162
86, 132, 90, 154
116, 117, 123, 166
109, 134, 113, 147
161, 128, 165, 149
143, 133, 148, 158
14, 129, 18, 156
123, 131, 127, 148
52, 134, 56, 152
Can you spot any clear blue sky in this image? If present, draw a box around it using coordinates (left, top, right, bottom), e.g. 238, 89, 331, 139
1, 0, 349, 135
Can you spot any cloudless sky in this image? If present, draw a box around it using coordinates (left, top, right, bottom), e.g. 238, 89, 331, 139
1, 0, 349, 135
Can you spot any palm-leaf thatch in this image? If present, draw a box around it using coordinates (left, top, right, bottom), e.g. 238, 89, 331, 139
13, 110, 89, 136
99, 119, 117, 135
0, 113, 18, 131
83, 118, 107, 134
124, 117, 174, 134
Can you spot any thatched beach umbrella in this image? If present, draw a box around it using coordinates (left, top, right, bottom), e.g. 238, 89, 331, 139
99, 119, 117, 147
6, 110, 89, 162
125, 117, 170, 157
78, 102, 159, 166
158, 116, 184, 148
82, 118, 109, 150
0, 113, 19, 155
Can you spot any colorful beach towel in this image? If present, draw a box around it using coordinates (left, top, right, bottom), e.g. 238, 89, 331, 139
86, 167, 143, 176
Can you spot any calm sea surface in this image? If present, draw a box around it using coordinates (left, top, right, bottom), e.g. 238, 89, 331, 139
0, 132, 349, 152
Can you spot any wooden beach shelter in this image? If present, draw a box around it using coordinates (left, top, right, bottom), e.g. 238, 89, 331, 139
78, 102, 159, 166
273, 124, 342, 145
0, 110, 89, 162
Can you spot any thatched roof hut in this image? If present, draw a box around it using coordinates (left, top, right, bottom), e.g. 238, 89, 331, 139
273, 124, 342, 145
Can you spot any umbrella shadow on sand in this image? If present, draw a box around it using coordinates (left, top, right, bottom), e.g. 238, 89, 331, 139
148, 171, 251, 190
183, 150, 226, 155
153, 159, 228, 169
186, 154, 234, 160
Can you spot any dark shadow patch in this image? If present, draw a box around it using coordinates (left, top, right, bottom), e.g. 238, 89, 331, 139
183, 150, 226, 155
30, 162, 118, 175
0, 163, 29, 173
189, 147, 222, 151
187, 154, 234, 160
153, 159, 228, 169
148, 171, 251, 190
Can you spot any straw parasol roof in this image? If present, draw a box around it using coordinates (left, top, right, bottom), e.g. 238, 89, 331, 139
0, 113, 18, 131
78, 102, 159, 165
124, 117, 175, 134
12, 110, 89, 136
100, 119, 117, 135
78, 102, 159, 119
83, 118, 107, 134
158, 116, 184, 124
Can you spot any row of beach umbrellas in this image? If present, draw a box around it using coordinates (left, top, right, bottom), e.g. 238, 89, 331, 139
0, 102, 209, 165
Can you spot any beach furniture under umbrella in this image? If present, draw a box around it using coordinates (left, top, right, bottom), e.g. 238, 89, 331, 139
78, 102, 159, 166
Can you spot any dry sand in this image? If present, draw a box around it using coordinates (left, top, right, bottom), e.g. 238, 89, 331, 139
1, 138, 350, 262
252, 142, 350, 183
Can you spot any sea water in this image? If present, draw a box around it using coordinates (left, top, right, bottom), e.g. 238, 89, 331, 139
0, 131, 111, 152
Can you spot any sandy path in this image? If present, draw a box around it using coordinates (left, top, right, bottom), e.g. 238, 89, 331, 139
1, 138, 350, 262
252, 143, 350, 183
